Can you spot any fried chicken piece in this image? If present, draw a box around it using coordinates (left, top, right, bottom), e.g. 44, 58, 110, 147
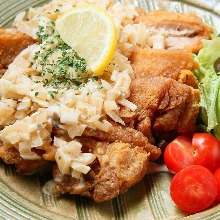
0, 141, 47, 174
0, 28, 36, 77
51, 121, 160, 202
130, 48, 199, 88
134, 10, 213, 53
127, 48, 200, 139
53, 139, 150, 202
82, 121, 161, 160
120, 76, 200, 141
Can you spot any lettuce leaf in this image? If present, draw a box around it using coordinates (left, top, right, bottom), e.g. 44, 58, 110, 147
194, 36, 220, 138
199, 76, 220, 131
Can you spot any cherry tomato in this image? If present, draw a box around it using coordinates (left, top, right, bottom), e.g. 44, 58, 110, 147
170, 165, 217, 214
164, 136, 194, 173
192, 133, 220, 172
214, 167, 220, 201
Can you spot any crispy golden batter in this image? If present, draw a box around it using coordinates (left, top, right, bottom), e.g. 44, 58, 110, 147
0, 141, 47, 174
120, 48, 200, 143
53, 139, 150, 202
0, 28, 36, 77
83, 121, 161, 160
130, 48, 199, 87
121, 76, 200, 138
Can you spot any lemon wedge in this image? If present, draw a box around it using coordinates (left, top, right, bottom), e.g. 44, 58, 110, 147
55, 6, 117, 75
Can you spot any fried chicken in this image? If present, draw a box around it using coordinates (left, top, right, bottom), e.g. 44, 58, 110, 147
53, 48, 200, 202
122, 48, 200, 143
0, 140, 47, 174
120, 76, 200, 142
53, 139, 150, 202
82, 121, 161, 160
0, 28, 36, 77
130, 48, 199, 88
134, 10, 213, 53
0, 10, 202, 203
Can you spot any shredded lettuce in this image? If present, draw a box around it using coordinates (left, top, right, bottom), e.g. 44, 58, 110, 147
194, 36, 220, 139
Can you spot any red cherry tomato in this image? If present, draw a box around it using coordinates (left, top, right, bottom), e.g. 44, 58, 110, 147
214, 167, 220, 201
192, 133, 220, 172
164, 136, 194, 173
170, 165, 217, 214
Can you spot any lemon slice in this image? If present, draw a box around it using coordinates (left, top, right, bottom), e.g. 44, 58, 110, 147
55, 6, 117, 75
